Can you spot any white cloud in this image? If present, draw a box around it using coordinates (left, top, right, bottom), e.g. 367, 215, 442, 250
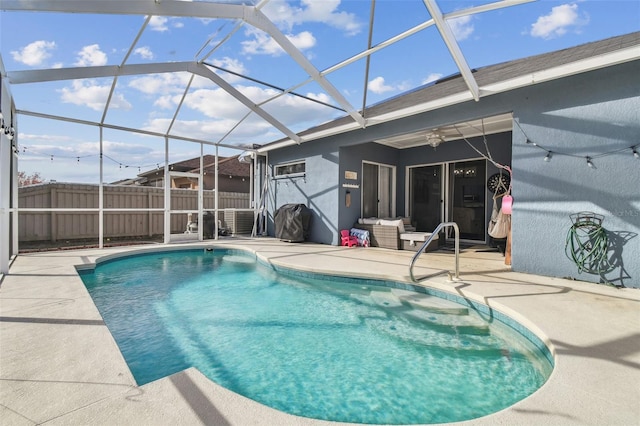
20, 143, 77, 158
149, 16, 169, 32
130, 74, 185, 96
241, 28, 316, 56
263, 0, 362, 36
98, 140, 157, 157
59, 80, 132, 111
142, 116, 276, 145
368, 77, 395, 94
74, 44, 108, 67
142, 83, 339, 143
242, 30, 282, 56
447, 15, 474, 41
530, 3, 589, 39
11, 40, 56, 66
288, 31, 316, 51
147, 15, 183, 32
209, 57, 248, 83
154, 95, 175, 110
18, 133, 75, 143
134, 46, 154, 60
184, 87, 251, 119
129, 72, 212, 100
422, 73, 443, 85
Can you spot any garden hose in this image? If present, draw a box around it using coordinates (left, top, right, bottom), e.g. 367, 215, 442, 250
565, 219, 609, 274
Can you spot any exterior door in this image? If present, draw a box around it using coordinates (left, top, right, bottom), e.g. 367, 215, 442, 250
409, 160, 487, 242
409, 165, 443, 232
362, 162, 395, 218
448, 160, 486, 241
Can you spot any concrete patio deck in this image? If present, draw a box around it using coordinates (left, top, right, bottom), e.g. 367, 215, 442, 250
1, 238, 638, 425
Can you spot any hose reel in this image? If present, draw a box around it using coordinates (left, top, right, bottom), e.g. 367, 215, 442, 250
565, 212, 610, 274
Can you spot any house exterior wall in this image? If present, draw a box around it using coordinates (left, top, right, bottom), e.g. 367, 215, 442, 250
267, 141, 341, 245
509, 61, 639, 287
339, 142, 399, 232
266, 60, 639, 287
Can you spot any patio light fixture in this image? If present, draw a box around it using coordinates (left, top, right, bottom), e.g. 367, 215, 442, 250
586, 157, 594, 168
426, 133, 444, 148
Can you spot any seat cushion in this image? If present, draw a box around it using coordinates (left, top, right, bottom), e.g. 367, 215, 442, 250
399, 232, 438, 242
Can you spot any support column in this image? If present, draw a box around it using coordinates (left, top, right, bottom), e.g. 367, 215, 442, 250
11, 139, 19, 256
0, 121, 9, 274
50, 186, 57, 242
214, 146, 219, 241
99, 126, 104, 248
147, 191, 153, 237
163, 136, 170, 244
198, 143, 203, 241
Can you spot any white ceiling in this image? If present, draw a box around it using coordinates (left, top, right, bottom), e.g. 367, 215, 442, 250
373, 113, 514, 149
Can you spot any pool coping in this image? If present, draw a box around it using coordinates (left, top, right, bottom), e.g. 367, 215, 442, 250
1, 239, 639, 425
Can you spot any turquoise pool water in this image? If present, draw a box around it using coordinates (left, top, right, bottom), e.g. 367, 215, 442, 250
80, 248, 552, 425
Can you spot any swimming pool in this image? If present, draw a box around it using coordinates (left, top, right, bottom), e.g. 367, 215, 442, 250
80, 248, 553, 425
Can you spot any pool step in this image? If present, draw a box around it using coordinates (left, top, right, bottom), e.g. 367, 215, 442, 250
354, 290, 489, 336
362, 289, 470, 316
365, 317, 499, 353
403, 309, 490, 336
391, 289, 470, 315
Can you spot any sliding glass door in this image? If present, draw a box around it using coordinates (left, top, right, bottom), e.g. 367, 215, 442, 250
408, 159, 487, 242
362, 162, 395, 218
409, 165, 443, 232
449, 160, 486, 241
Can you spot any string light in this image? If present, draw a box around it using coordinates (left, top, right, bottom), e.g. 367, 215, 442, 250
20, 146, 164, 172
1, 115, 15, 141
516, 120, 637, 167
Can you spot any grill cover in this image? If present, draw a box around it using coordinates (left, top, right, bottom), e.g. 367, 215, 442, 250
274, 204, 311, 242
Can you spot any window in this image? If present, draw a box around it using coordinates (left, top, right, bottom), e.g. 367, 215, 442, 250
275, 160, 306, 177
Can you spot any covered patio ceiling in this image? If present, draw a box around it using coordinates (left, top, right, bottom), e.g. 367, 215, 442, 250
373, 112, 514, 150
1, 0, 637, 159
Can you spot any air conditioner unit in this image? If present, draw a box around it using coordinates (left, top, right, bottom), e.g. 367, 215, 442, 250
223, 209, 254, 235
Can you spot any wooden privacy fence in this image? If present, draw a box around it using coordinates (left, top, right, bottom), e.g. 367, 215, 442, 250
19, 183, 251, 242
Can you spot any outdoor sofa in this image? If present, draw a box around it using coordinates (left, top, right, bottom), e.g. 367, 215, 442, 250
352, 217, 438, 251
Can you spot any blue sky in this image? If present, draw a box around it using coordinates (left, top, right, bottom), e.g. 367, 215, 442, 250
1, 0, 639, 184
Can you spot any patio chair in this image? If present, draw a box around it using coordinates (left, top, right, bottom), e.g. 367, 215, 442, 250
340, 229, 358, 247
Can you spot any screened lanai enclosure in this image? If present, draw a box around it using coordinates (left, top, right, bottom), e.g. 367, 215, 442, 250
0, 0, 538, 272
1, 1, 639, 285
